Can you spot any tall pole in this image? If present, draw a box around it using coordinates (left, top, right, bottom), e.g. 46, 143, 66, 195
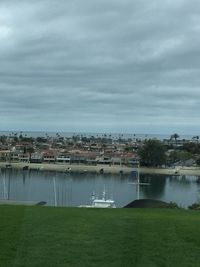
137, 162, 140, 200
3, 175, 7, 200
8, 171, 11, 200
103, 184, 106, 200
0, 169, 8, 200
53, 177, 57, 207
129, 161, 150, 201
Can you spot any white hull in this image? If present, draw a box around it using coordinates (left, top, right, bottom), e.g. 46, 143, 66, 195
79, 186, 116, 208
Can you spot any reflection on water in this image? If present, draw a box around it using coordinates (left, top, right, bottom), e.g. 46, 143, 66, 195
0, 168, 200, 208
168, 175, 192, 185
140, 175, 166, 198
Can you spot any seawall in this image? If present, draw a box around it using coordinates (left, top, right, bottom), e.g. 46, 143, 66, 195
1, 162, 200, 176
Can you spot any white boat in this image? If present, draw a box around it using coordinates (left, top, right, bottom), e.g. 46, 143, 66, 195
79, 186, 116, 208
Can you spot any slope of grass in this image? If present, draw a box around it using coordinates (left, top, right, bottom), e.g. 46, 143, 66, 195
0, 206, 200, 267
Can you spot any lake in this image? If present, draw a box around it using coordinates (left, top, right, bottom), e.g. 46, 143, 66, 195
0, 168, 200, 208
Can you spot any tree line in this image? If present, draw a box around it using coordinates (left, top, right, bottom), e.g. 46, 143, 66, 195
139, 139, 200, 167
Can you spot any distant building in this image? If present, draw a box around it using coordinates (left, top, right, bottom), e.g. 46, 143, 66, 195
56, 154, 71, 163
43, 150, 57, 163
18, 153, 29, 162
30, 152, 43, 163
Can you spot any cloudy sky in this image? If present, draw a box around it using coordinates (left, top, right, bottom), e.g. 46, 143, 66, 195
0, 0, 200, 134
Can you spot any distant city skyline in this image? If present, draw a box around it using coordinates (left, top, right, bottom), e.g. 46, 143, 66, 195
1, 1, 200, 134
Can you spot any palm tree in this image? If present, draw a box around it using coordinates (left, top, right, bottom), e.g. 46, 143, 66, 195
192, 136, 199, 143
170, 133, 179, 147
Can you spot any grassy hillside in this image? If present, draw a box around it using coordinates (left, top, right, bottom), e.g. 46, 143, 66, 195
0, 206, 200, 267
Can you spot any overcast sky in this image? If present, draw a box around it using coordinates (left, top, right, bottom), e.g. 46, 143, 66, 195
0, 0, 200, 134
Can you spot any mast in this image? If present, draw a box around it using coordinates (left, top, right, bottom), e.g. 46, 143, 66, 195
53, 177, 57, 207
3, 175, 7, 200
129, 161, 150, 200
102, 184, 106, 200
137, 162, 140, 200
0, 169, 8, 200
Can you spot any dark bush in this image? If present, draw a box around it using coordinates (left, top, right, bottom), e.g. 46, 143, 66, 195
167, 202, 180, 209
188, 203, 200, 210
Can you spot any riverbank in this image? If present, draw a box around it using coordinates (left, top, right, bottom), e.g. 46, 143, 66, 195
1, 161, 200, 176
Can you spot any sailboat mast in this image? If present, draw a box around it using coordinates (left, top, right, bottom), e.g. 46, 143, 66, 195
3, 175, 7, 200
102, 184, 106, 200
53, 177, 57, 207
137, 161, 140, 200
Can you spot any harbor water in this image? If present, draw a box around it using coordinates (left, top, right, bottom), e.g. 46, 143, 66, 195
0, 168, 200, 208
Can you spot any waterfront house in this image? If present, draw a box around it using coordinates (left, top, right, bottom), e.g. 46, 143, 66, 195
80, 151, 98, 165
10, 151, 19, 161
18, 153, 30, 162
70, 155, 87, 164
30, 152, 43, 163
42, 150, 57, 163
111, 157, 122, 166
0, 150, 10, 161
56, 154, 71, 163
96, 156, 112, 165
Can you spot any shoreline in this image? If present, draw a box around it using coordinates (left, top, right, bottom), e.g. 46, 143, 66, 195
0, 162, 200, 176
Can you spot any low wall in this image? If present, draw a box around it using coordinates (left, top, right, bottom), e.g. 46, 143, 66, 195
0, 162, 200, 176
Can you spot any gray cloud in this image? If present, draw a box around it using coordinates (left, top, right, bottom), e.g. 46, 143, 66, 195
0, 0, 200, 134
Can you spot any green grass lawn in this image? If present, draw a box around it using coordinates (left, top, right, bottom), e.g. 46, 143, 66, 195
0, 206, 200, 267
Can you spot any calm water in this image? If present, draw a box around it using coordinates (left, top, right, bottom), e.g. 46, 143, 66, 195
0, 169, 200, 208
